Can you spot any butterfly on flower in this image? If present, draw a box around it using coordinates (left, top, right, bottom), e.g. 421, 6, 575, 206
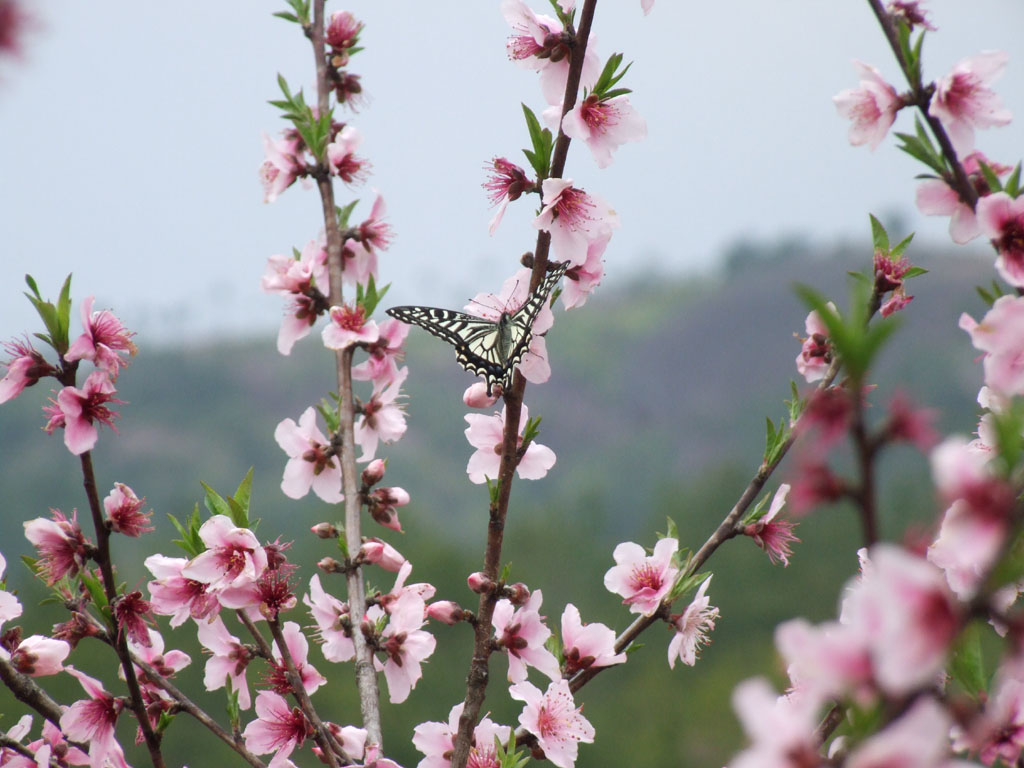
386, 261, 568, 396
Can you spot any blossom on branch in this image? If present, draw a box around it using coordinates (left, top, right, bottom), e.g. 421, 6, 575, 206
243, 690, 313, 768
275, 407, 344, 503
560, 603, 625, 676
534, 178, 619, 267
464, 403, 556, 484
561, 94, 647, 169
510, 679, 594, 768
667, 576, 719, 668
929, 50, 1012, 156
977, 192, 1024, 288
43, 370, 122, 455
603, 537, 679, 617
0, 338, 55, 403
64, 296, 136, 377
833, 61, 902, 151
413, 702, 510, 768
493, 589, 561, 683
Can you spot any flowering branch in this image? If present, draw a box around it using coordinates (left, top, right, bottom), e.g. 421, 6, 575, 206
450, 2, 600, 766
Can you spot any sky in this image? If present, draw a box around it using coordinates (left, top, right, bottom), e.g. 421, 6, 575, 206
0, 0, 1022, 343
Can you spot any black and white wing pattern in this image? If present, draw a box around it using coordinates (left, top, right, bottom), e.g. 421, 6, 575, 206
386, 261, 568, 395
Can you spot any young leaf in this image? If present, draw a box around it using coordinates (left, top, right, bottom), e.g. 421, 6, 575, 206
948, 621, 987, 698
201, 481, 233, 520
869, 214, 889, 252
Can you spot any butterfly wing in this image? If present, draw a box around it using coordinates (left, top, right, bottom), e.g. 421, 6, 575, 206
385, 305, 509, 393
498, 260, 570, 386
386, 261, 568, 395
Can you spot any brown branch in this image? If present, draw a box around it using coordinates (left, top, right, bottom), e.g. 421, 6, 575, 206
0, 656, 66, 727
79, 452, 166, 768
450, 2, 601, 767
307, 0, 383, 744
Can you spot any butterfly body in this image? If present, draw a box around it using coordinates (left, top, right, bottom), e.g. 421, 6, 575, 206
386, 261, 567, 396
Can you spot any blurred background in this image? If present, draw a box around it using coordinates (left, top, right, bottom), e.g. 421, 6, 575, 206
0, 1, 1021, 766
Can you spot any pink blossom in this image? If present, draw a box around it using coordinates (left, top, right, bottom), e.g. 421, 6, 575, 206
0, 553, 22, 629
930, 51, 1012, 156
833, 61, 903, 151
359, 538, 406, 572
262, 239, 328, 296
60, 666, 130, 768
243, 690, 313, 768
874, 251, 914, 317
412, 702, 510, 768
534, 178, 619, 267
952, 675, 1024, 765
304, 574, 356, 663
960, 295, 1024, 397
493, 590, 561, 683
484, 157, 534, 234
667, 576, 720, 668
43, 370, 121, 455
25, 720, 90, 768
368, 489, 407, 532
464, 268, 556, 385
23, 509, 89, 585
775, 618, 873, 705
103, 482, 154, 537
126, 628, 190, 683
352, 318, 407, 385
562, 95, 647, 169
641, 0, 654, 14
357, 192, 394, 254
604, 537, 679, 616
378, 560, 436, 615
929, 499, 1008, 600
930, 435, 1011, 519
560, 603, 625, 675
326, 10, 362, 51
144, 553, 219, 626
847, 697, 951, 768
361, 458, 387, 486
275, 407, 344, 503
3, 635, 70, 676
376, 592, 436, 703
266, 621, 326, 696
181, 515, 268, 593
463, 382, 499, 409
112, 590, 153, 648
729, 678, 821, 768
260, 131, 303, 203
426, 600, 465, 625
64, 296, 136, 377
840, 544, 958, 695
196, 617, 253, 709
322, 303, 379, 350
0, 338, 54, 403
788, 460, 846, 514
327, 125, 369, 184
510, 679, 594, 768
464, 403, 556, 484
915, 151, 1011, 244
561, 234, 607, 310
744, 485, 800, 566
354, 367, 408, 462
887, 1, 936, 31
977, 192, 1024, 288
796, 305, 835, 383
885, 391, 937, 450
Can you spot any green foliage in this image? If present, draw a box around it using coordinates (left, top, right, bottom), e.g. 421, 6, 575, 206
589, 52, 633, 100
894, 118, 946, 176
976, 280, 1005, 306
23, 274, 73, 355
337, 200, 359, 229
522, 104, 554, 179
496, 736, 532, 768
948, 621, 988, 699
168, 504, 205, 558
201, 469, 256, 530
269, 74, 333, 161
274, 0, 309, 25
358, 273, 389, 318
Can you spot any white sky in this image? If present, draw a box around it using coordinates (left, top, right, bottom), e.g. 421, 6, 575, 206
0, 1, 1021, 342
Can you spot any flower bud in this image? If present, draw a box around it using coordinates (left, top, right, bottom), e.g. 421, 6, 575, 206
361, 459, 386, 487
426, 600, 465, 625
318, 557, 345, 573
467, 572, 494, 594
311, 522, 339, 539
463, 382, 499, 409
506, 582, 531, 606
359, 538, 406, 572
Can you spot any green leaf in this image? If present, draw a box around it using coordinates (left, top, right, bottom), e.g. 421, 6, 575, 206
521, 415, 542, 447
336, 526, 349, 559
272, 11, 299, 22
948, 621, 988, 698
976, 285, 995, 306
1004, 162, 1022, 198
80, 570, 109, 612
24, 274, 41, 299
890, 232, 915, 259
486, 476, 501, 506
665, 516, 680, 543
499, 563, 512, 584
226, 688, 241, 730
55, 274, 73, 351
201, 481, 233, 519
337, 199, 359, 229
903, 266, 929, 279
233, 468, 254, 523
978, 160, 1004, 195
521, 103, 552, 178
868, 214, 889, 252
168, 504, 205, 558
156, 710, 176, 735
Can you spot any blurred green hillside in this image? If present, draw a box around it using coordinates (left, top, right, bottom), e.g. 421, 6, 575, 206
0, 238, 993, 767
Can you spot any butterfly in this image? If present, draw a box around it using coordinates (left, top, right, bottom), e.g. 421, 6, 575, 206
386, 261, 568, 396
